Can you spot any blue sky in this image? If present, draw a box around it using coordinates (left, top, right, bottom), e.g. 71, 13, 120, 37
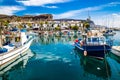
0, 0, 120, 27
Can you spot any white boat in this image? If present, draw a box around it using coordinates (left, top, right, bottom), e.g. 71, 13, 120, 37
103, 29, 116, 36
111, 46, 120, 57
0, 29, 33, 69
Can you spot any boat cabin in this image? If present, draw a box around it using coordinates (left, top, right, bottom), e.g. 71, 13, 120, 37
86, 36, 106, 45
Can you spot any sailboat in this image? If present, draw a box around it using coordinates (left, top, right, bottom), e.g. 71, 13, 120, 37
0, 28, 33, 69
103, 16, 116, 36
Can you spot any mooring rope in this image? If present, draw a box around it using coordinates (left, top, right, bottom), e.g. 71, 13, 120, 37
104, 44, 110, 80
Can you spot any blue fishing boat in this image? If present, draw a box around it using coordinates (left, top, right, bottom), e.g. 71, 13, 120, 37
74, 35, 113, 59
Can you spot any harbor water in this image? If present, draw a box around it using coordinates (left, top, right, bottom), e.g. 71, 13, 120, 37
0, 32, 120, 80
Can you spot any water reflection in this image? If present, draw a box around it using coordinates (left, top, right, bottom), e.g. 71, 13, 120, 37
1, 34, 120, 80
74, 49, 111, 79
34, 35, 82, 45
0, 49, 34, 80
109, 52, 120, 64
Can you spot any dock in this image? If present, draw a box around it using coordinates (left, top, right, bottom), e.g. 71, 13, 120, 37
111, 46, 120, 56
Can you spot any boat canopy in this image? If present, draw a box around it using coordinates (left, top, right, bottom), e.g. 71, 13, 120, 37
0, 48, 8, 54
20, 29, 27, 32
10, 28, 18, 31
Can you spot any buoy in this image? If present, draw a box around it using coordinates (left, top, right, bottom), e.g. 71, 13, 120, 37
84, 51, 87, 56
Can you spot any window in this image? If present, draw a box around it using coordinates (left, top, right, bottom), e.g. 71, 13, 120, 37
92, 38, 98, 42
87, 38, 91, 42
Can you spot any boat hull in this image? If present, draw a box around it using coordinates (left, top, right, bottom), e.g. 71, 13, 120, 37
74, 42, 111, 58
0, 38, 33, 69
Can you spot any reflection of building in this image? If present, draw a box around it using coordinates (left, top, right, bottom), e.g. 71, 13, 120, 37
37, 35, 82, 44
0, 49, 34, 76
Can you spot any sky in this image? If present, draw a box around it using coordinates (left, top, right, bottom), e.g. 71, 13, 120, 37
0, 0, 120, 27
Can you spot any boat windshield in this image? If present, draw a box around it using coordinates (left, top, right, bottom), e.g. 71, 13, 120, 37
99, 37, 105, 42
88, 38, 91, 42
92, 37, 99, 42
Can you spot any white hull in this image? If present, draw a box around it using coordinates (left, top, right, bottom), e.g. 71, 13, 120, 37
0, 38, 33, 68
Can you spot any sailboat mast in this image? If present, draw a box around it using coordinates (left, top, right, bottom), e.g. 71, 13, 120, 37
88, 10, 91, 20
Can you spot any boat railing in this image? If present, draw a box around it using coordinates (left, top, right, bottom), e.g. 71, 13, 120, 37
86, 40, 105, 46
106, 39, 113, 46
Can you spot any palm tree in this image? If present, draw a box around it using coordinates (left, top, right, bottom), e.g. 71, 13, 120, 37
83, 22, 90, 30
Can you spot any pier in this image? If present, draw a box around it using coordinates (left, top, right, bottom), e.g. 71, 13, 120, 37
112, 46, 120, 56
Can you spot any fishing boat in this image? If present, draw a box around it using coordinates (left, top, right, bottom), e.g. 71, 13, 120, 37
74, 34, 113, 59
0, 29, 33, 69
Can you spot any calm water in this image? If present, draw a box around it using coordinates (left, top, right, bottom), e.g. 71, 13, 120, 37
1, 32, 120, 80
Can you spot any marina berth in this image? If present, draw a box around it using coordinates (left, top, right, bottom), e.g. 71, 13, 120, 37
0, 29, 33, 70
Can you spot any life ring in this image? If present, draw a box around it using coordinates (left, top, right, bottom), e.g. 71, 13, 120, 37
84, 50, 87, 56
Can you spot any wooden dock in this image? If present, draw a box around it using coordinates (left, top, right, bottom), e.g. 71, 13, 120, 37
111, 46, 120, 56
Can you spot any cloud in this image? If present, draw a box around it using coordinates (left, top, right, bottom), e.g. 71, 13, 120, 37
53, 2, 120, 19
53, 2, 120, 27
53, 7, 101, 19
109, 2, 120, 6
92, 13, 120, 27
17, 0, 71, 6
112, 13, 120, 17
24, 12, 48, 16
42, 5, 58, 8
0, 6, 25, 15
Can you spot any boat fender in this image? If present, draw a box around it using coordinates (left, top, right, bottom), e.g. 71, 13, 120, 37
84, 51, 87, 56
80, 40, 84, 46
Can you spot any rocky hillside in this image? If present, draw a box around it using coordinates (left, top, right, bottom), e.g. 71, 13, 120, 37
0, 14, 53, 22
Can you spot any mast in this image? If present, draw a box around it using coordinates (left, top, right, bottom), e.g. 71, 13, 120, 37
88, 10, 91, 20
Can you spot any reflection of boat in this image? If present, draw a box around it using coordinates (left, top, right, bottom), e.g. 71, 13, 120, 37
74, 35, 112, 59
0, 49, 34, 76
0, 29, 33, 69
74, 49, 111, 79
